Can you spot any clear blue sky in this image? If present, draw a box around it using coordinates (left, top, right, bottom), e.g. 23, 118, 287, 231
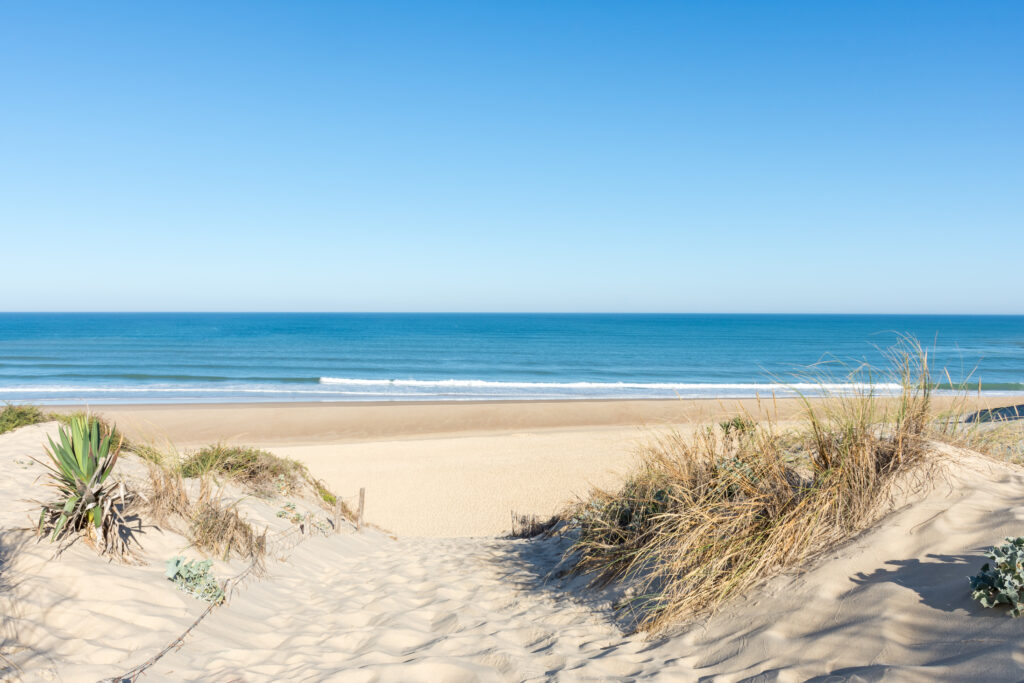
2, 2, 1021, 313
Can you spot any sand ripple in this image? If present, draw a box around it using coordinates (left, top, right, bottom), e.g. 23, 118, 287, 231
6, 424, 1024, 681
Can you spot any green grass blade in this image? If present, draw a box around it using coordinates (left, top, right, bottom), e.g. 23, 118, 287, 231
58, 423, 72, 452
51, 442, 81, 482
72, 419, 86, 471
50, 494, 79, 539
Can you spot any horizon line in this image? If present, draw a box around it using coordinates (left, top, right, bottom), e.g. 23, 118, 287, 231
1, 311, 1023, 317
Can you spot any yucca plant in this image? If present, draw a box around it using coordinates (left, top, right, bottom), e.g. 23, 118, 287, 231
36, 415, 136, 558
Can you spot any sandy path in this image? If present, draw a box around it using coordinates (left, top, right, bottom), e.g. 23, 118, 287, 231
148, 450, 1024, 682
150, 533, 664, 682
272, 426, 665, 537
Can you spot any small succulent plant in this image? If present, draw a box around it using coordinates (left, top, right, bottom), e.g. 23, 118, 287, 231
309, 517, 331, 536
969, 537, 1024, 616
276, 502, 304, 523
166, 556, 225, 604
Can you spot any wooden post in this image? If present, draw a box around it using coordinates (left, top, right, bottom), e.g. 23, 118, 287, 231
333, 500, 344, 534
357, 487, 365, 531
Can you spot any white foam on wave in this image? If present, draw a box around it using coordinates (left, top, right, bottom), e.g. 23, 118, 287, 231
11, 379, 1021, 403
0, 379, 907, 395
319, 377, 904, 391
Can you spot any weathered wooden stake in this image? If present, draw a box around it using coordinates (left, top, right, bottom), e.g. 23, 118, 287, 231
357, 487, 365, 531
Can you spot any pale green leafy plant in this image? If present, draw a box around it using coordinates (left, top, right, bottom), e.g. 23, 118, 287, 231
969, 537, 1024, 616
166, 556, 225, 604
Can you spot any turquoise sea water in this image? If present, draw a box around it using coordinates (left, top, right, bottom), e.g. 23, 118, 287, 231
0, 314, 1021, 404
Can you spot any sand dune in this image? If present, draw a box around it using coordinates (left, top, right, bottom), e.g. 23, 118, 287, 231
136, 448, 1024, 681
4, 420, 1024, 680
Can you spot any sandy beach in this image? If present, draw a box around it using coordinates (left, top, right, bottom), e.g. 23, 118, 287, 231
91, 396, 1021, 537
93, 398, 809, 445
3, 405, 1024, 680
96, 399, 778, 537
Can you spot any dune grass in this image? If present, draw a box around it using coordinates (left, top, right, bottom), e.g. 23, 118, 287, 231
0, 403, 50, 435
189, 480, 267, 562
945, 403, 1024, 463
8, 405, 338, 564
130, 441, 176, 467
176, 443, 351, 518
179, 444, 307, 496
964, 421, 1024, 462
0, 404, 135, 458
309, 477, 338, 505
563, 338, 939, 634
144, 465, 266, 562
508, 512, 560, 539
141, 440, 348, 561
145, 465, 193, 525
140, 438, 350, 529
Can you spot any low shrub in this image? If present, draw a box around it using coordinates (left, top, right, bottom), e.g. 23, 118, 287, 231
0, 403, 49, 435
310, 478, 337, 505
179, 444, 306, 495
969, 537, 1024, 617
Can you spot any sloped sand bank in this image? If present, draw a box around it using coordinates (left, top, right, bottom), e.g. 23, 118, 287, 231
3, 423, 1024, 681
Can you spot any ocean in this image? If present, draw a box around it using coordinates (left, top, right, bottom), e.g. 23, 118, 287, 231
0, 313, 1021, 404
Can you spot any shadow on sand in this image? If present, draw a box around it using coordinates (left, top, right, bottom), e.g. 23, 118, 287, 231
486, 528, 654, 634
1, 529, 38, 679
850, 551, 1001, 616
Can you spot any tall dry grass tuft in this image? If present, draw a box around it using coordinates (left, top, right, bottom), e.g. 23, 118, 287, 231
565, 337, 936, 634
926, 367, 1024, 463
142, 466, 266, 563
954, 414, 1024, 463
508, 512, 560, 539
189, 479, 267, 562
131, 441, 177, 468
144, 465, 192, 526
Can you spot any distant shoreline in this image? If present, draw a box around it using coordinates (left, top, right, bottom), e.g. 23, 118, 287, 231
37, 394, 1023, 448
